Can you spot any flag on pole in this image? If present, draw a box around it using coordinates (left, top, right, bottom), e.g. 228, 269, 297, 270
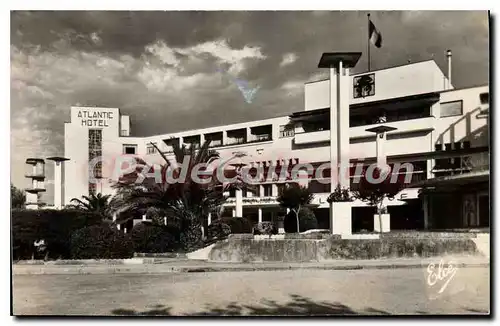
369, 20, 382, 48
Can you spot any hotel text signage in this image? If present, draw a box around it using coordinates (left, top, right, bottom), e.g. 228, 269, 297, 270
77, 110, 114, 127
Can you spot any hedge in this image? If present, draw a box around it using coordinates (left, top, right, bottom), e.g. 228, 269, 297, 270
131, 222, 180, 253
283, 207, 318, 233
220, 216, 253, 234
253, 222, 278, 236
12, 209, 104, 260
206, 221, 232, 240
70, 224, 134, 259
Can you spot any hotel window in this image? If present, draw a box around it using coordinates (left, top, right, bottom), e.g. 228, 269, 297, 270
123, 145, 137, 155
279, 125, 295, 138
276, 183, 286, 196
88, 129, 102, 195
353, 73, 375, 98
440, 100, 463, 118
147, 144, 157, 154
263, 184, 272, 197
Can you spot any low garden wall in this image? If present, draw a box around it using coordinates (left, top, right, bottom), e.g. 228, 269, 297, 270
209, 237, 322, 263
208, 232, 486, 263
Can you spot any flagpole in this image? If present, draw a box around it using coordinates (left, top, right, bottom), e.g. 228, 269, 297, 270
367, 13, 371, 72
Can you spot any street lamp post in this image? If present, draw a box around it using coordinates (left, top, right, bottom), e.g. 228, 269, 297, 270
365, 125, 398, 233
365, 125, 398, 171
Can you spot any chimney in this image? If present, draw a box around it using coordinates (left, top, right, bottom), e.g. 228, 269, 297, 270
446, 49, 452, 89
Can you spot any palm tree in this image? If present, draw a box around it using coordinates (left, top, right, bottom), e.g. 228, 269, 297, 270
69, 193, 112, 219
109, 140, 230, 250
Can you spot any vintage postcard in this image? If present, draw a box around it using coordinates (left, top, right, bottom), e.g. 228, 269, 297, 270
11, 10, 490, 317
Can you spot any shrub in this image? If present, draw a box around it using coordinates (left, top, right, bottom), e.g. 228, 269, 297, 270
253, 222, 278, 236
220, 217, 253, 234
284, 207, 318, 233
179, 224, 204, 252
12, 209, 103, 260
327, 185, 352, 203
70, 224, 134, 259
131, 222, 180, 253
206, 220, 232, 240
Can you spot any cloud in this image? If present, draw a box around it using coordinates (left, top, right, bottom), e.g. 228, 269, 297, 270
175, 39, 266, 75
281, 80, 303, 97
280, 53, 297, 67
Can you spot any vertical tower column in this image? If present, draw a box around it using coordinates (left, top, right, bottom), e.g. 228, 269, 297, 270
338, 62, 351, 189
319, 53, 362, 235
24, 158, 46, 209
47, 157, 70, 209
329, 66, 339, 192
321, 53, 361, 191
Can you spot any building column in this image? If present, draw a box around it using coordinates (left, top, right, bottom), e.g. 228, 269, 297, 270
272, 184, 278, 197
258, 208, 263, 223
53, 161, 63, 208
222, 131, 227, 146
329, 65, 339, 192
235, 189, 243, 217
113, 214, 121, 231
246, 127, 252, 143
423, 195, 429, 230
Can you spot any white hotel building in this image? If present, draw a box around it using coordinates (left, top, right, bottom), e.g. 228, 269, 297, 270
60, 52, 489, 234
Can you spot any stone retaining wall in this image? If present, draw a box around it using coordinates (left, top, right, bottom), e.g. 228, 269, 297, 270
209, 233, 487, 263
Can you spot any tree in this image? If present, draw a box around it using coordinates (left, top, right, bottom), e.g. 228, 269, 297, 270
69, 193, 112, 219
277, 184, 314, 233
109, 140, 230, 251
352, 167, 405, 232
283, 207, 317, 233
11, 184, 25, 209
327, 184, 352, 203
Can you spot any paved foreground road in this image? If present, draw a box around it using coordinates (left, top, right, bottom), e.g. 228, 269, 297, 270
13, 267, 489, 316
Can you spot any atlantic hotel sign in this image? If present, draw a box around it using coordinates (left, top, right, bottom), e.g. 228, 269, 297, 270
77, 109, 115, 127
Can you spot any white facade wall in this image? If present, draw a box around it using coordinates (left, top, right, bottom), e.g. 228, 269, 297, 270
305, 60, 450, 111
62, 61, 488, 211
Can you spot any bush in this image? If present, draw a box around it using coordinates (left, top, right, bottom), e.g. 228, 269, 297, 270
131, 222, 180, 253
12, 209, 103, 260
70, 224, 134, 259
283, 207, 318, 233
220, 217, 253, 234
206, 220, 232, 240
179, 224, 204, 252
253, 222, 278, 236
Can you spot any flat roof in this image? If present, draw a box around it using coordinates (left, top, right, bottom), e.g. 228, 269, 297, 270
305, 59, 436, 84
318, 52, 362, 69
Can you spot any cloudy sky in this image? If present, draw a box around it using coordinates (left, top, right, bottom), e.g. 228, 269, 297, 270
11, 11, 488, 201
